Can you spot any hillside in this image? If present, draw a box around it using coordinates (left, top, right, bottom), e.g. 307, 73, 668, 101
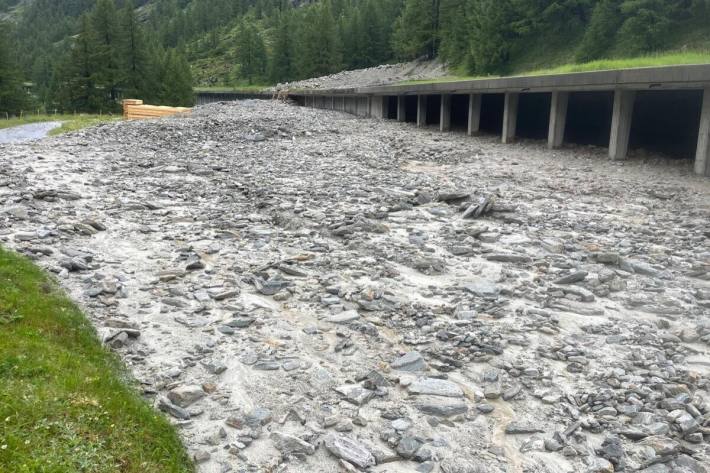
1, 0, 710, 114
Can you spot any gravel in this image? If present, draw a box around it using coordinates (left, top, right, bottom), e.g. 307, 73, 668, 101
1, 99, 709, 473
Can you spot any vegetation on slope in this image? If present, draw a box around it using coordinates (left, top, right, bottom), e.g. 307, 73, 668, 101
1, 0, 710, 115
0, 247, 193, 473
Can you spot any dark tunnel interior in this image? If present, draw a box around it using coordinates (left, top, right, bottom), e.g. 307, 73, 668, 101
404, 95, 418, 122
451, 94, 469, 130
517, 93, 551, 140
564, 91, 614, 147
386, 96, 398, 119
479, 94, 504, 135
629, 89, 703, 159
425, 95, 441, 126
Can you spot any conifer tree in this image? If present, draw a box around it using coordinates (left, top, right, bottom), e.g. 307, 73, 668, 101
0, 21, 28, 114
159, 49, 194, 106
234, 21, 267, 84
91, 0, 121, 103
268, 12, 294, 83
56, 14, 107, 112
120, 0, 155, 101
392, 0, 440, 60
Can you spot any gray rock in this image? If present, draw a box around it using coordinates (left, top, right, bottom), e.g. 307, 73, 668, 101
327, 310, 360, 324
168, 385, 206, 408
414, 396, 468, 417
270, 431, 315, 456
462, 279, 500, 298
505, 422, 544, 435
554, 270, 588, 284
334, 384, 374, 406
245, 407, 272, 427
323, 434, 376, 469
408, 378, 463, 398
396, 436, 422, 460
158, 397, 190, 420
390, 351, 427, 372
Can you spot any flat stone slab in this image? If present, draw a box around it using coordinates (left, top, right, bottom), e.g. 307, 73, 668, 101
324, 433, 376, 469
408, 378, 464, 398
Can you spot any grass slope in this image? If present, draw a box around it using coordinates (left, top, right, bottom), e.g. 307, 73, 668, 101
0, 114, 122, 135
0, 247, 193, 473
399, 51, 710, 85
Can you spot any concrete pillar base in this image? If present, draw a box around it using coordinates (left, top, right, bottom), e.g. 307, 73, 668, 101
468, 94, 482, 136
695, 88, 710, 176
440, 94, 451, 132
417, 95, 427, 128
548, 91, 569, 149
502, 93, 519, 144
609, 90, 636, 161
397, 96, 406, 122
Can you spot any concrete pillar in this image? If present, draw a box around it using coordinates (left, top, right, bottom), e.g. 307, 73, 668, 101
547, 91, 569, 149
502, 92, 519, 144
468, 94, 482, 136
609, 90, 636, 160
397, 96, 406, 122
417, 95, 427, 128
440, 94, 451, 132
696, 88, 710, 176
331, 96, 335, 110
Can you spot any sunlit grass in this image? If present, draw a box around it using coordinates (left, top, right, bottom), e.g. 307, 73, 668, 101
0, 247, 193, 473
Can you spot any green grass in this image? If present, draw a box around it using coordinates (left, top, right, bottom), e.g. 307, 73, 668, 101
398, 50, 710, 86
0, 114, 121, 135
0, 247, 193, 473
193, 84, 271, 93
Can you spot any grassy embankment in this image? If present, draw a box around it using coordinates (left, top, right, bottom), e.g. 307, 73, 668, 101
0, 247, 193, 473
194, 84, 271, 94
399, 51, 710, 86
0, 114, 122, 135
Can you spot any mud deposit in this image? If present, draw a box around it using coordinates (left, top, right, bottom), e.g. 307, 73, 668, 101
1, 101, 709, 473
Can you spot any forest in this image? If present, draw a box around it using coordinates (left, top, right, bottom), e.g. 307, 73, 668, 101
1, 0, 709, 114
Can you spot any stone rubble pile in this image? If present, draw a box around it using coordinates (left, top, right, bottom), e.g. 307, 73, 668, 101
1, 100, 709, 473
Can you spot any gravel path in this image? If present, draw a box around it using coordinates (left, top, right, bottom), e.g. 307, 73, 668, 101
0, 121, 61, 144
1, 101, 709, 473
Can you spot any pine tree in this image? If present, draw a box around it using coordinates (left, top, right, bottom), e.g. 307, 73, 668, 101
91, 0, 121, 105
0, 21, 28, 114
438, 0, 470, 67
159, 49, 194, 106
234, 21, 267, 84
392, 0, 440, 60
268, 11, 294, 83
56, 14, 107, 112
575, 0, 622, 62
297, 0, 342, 78
468, 0, 516, 74
120, 0, 156, 101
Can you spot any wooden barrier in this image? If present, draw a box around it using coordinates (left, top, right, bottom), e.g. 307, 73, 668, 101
122, 99, 191, 120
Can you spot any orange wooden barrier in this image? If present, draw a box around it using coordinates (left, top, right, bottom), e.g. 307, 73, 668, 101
122, 99, 191, 120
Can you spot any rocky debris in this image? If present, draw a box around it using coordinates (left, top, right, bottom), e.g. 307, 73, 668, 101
2, 100, 708, 473
273, 58, 448, 91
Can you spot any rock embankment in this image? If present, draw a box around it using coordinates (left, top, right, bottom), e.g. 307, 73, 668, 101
1, 100, 709, 473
